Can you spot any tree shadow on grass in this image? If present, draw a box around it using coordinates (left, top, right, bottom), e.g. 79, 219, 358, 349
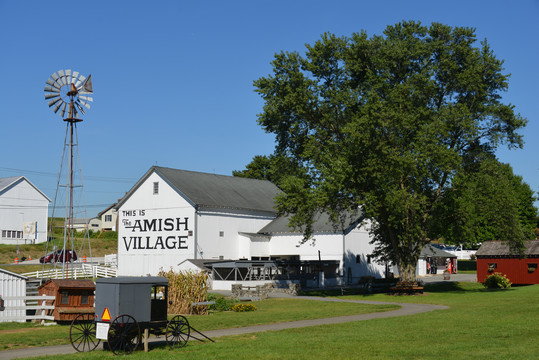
424, 282, 517, 293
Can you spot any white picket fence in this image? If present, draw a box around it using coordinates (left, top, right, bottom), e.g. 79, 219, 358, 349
22, 263, 117, 280
0, 295, 55, 323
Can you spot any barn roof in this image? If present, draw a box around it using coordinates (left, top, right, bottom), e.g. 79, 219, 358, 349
39, 279, 95, 290
475, 240, 539, 257
420, 244, 456, 258
258, 210, 363, 235
117, 166, 281, 215
0, 176, 51, 202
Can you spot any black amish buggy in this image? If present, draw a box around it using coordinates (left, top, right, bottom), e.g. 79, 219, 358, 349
68, 276, 211, 355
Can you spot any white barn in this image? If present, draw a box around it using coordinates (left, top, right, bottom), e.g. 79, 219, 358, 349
0, 176, 50, 244
116, 166, 386, 288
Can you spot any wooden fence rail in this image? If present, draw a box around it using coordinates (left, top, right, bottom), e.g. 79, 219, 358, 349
0, 295, 56, 323
21, 264, 117, 280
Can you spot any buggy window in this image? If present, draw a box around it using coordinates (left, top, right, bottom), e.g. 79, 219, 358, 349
81, 291, 90, 304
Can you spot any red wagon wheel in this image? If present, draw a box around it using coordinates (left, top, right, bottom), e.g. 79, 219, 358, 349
107, 314, 141, 355
69, 313, 101, 352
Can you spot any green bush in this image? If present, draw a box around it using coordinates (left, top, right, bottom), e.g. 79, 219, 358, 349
207, 294, 236, 311
483, 272, 512, 289
458, 260, 477, 271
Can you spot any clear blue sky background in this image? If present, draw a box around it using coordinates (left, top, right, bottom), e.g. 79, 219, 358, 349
1, 0, 537, 217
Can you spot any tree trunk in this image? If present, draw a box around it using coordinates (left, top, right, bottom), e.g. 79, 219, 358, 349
398, 262, 417, 283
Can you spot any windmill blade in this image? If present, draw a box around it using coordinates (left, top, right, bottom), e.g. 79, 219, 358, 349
52, 101, 63, 113
46, 78, 61, 90
72, 71, 79, 80
45, 93, 60, 100
75, 75, 85, 88
57, 70, 67, 85
47, 97, 62, 107
65, 69, 72, 84
51, 72, 60, 82
44, 85, 60, 93
75, 101, 86, 114
79, 95, 93, 102
60, 102, 67, 117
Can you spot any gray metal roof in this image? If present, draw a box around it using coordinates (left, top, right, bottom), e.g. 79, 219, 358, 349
96, 276, 168, 285
119, 166, 281, 214
258, 210, 362, 235
0, 176, 51, 202
475, 240, 539, 257
420, 244, 456, 258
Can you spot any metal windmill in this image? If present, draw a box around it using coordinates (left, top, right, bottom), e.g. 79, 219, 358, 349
44, 70, 94, 278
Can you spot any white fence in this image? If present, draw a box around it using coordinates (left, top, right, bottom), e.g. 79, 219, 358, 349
0, 295, 55, 323
22, 264, 117, 280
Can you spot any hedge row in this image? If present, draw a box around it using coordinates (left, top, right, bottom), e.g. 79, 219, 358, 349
458, 259, 477, 271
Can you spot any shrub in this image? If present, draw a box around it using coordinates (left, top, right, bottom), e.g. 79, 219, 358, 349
232, 303, 257, 312
483, 272, 512, 289
458, 260, 477, 271
207, 294, 236, 312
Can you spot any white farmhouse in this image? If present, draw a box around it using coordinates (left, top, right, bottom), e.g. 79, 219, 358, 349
0, 176, 50, 244
116, 166, 386, 287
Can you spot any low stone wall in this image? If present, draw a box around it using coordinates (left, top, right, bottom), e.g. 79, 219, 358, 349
231, 283, 301, 299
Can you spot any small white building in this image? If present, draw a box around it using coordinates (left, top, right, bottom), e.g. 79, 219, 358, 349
116, 166, 386, 288
98, 202, 120, 231
0, 268, 27, 322
0, 176, 50, 244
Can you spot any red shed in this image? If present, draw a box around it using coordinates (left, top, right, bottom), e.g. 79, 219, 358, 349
38, 279, 95, 322
476, 240, 539, 284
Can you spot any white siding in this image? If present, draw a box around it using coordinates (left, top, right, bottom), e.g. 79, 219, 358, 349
0, 270, 27, 322
0, 179, 49, 244
117, 172, 196, 276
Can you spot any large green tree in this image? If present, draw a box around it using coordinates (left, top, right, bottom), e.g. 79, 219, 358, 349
252, 21, 527, 282
433, 157, 536, 252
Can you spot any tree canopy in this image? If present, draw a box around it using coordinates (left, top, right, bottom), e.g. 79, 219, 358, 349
250, 21, 529, 281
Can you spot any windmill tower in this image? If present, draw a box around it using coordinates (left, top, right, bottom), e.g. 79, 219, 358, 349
44, 70, 94, 278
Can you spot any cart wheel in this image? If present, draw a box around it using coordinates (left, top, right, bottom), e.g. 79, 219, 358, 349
69, 313, 101, 352
108, 314, 141, 355
166, 315, 190, 349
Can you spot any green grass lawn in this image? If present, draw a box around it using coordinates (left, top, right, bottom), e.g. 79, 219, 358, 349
0, 298, 397, 351
4, 282, 539, 359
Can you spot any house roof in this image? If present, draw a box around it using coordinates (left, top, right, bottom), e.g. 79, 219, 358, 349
420, 244, 457, 258
475, 240, 539, 257
39, 279, 95, 290
117, 166, 281, 214
258, 210, 363, 235
0, 176, 51, 202
98, 202, 118, 217
0, 267, 28, 280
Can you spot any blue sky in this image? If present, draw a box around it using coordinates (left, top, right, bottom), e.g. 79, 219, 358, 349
1, 0, 538, 217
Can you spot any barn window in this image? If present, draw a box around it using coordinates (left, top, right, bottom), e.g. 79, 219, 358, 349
356, 255, 361, 264
81, 292, 89, 305
105, 215, 112, 222
488, 263, 497, 272
153, 182, 159, 195
60, 291, 69, 305
528, 263, 537, 273
219, 231, 224, 237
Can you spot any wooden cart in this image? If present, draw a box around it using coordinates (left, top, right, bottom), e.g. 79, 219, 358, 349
69, 276, 193, 355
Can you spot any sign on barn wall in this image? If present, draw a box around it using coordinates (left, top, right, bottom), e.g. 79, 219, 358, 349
119, 208, 193, 252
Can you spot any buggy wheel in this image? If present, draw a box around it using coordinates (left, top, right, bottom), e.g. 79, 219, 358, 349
108, 314, 140, 355
166, 315, 190, 349
69, 313, 100, 352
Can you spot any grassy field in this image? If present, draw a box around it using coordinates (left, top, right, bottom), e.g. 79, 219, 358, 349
3, 282, 539, 359
0, 298, 397, 351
